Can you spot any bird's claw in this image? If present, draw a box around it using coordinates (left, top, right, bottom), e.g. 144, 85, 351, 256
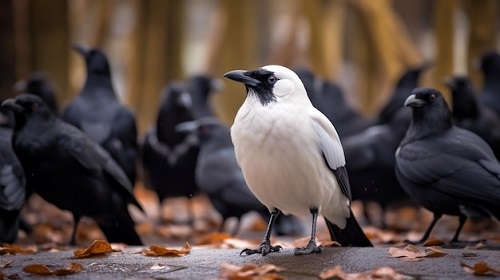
293, 241, 323, 255
240, 242, 282, 256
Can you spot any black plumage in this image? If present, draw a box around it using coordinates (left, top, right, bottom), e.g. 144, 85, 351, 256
3, 94, 143, 245
0, 107, 26, 243
395, 88, 500, 243
375, 64, 429, 125
141, 82, 200, 222
63, 45, 138, 185
344, 108, 412, 227
15, 72, 59, 115
478, 51, 500, 117
185, 74, 222, 119
295, 68, 369, 138
446, 75, 500, 159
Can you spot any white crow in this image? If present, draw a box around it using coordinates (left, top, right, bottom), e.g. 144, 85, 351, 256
225, 65, 372, 256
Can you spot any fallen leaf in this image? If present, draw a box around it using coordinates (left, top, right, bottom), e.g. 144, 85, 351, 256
388, 244, 447, 261
73, 240, 121, 258
319, 265, 411, 280
143, 242, 190, 257
319, 240, 341, 247
23, 263, 83, 276
0, 258, 13, 268
464, 242, 486, 250
461, 261, 500, 276
195, 232, 232, 245
0, 244, 37, 255
462, 252, 478, 257
363, 226, 403, 244
422, 237, 444, 246
220, 263, 284, 280
150, 264, 166, 270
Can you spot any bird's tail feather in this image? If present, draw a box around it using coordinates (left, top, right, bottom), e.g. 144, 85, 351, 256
98, 214, 142, 245
325, 209, 372, 247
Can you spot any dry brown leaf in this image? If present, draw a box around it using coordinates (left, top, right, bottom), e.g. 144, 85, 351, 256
0, 244, 37, 255
388, 244, 447, 261
363, 226, 403, 244
461, 261, 500, 276
0, 258, 13, 268
73, 240, 121, 258
319, 240, 342, 247
195, 232, 232, 245
143, 242, 190, 257
462, 252, 478, 257
220, 263, 284, 280
23, 263, 83, 276
422, 237, 444, 247
319, 265, 410, 280
464, 242, 486, 250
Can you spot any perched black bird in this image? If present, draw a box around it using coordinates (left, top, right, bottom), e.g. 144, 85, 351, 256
295, 68, 369, 138
185, 74, 223, 119
478, 51, 500, 117
177, 118, 304, 236
15, 72, 59, 115
3, 94, 143, 245
446, 75, 500, 159
375, 64, 429, 125
395, 88, 500, 243
0, 107, 26, 243
141, 82, 200, 223
344, 108, 412, 227
63, 45, 138, 185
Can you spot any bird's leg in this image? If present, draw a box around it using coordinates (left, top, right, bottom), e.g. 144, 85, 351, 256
406, 213, 442, 244
69, 214, 81, 245
451, 214, 466, 243
230, 218, 242, 236
240, 209, 282, 256
294, 208, 323, 255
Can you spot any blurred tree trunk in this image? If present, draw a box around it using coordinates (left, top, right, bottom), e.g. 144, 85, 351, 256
128, 0, 184, 134
0, 0, 18, 99
463, 0, 498, 89
322, 0, 346, 80
215, 0, 259, 124
434, 0, 458, 101
349, 0, 422, 115
30, 0, 70, 103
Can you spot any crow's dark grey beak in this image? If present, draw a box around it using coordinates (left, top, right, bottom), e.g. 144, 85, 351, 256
13, 79, 27, 92
404, 94, 425, 108
224, 70, 260, 87
1, 99, 24, 113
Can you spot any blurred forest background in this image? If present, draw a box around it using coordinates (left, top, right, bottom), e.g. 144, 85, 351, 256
0, 0, 499, 134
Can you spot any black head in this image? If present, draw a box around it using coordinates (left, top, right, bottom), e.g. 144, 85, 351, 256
445, 76, 478, 119
404, 87, 453, 133
395, 62, 431, 88
224, 68, 278, 106
478, 50, 500, 74
1, 94, 51, 128
15, 72, 59, 114
160, 82, 193, 112
73, 45, 111, 75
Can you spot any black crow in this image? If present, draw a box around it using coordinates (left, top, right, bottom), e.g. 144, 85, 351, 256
177, 118, 304, 236
478, 51, 500, 117
395, 87, 500, 243
344, 108, 412, 227
446, 75, 500, 159
15, 72, 59, 115
375, 64, 429, 125
295, 68, 369, 138
185, 74, 223, 119
226, 65, 372, 256
0, 107, 26, 243
63, 45, 138, 186
3, 94, 143, 245
141, 82, 200, 223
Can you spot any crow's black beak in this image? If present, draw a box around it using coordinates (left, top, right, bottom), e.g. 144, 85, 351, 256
404, 94, 425, 108
1, 99, 24, 113
224, 70, 260, 87
13, 79, 27, 92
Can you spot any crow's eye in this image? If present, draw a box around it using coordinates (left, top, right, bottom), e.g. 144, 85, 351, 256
32, 103, 39, 110
429, 94, 436, 101
268, 76, 276, 84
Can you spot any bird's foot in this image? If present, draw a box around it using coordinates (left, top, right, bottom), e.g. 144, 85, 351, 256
293, 240, 323, 255
240, 241, 282, 256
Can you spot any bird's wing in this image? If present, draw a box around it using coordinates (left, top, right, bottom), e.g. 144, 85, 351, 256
112, 107, 138, 148
0, 164, 25, 211
396, 130, 500, 204
58, 123, 134, 194
310, 113, 351, 200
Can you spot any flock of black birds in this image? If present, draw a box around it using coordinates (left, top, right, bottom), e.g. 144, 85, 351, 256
1, 45, 499, 247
